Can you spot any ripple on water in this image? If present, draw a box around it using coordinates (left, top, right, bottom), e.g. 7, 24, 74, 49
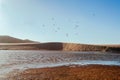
0, 50, 120, 77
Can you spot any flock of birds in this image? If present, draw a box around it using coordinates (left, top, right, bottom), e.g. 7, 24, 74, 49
41, 17, 80, 38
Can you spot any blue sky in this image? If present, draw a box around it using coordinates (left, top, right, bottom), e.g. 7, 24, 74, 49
0, 0, 120, 44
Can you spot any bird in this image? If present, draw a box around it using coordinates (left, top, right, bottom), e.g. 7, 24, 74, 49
42, 24, 45, 27
55, 30, 57, 32
52, 17, 55, 21
66, 33, 68, 37
74, 24, 79, 29
92, 13, 96, 16
57, 27, 60, 30
53, 24, 55, 26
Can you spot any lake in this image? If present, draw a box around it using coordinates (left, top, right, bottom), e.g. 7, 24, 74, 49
0, 50, 120, 79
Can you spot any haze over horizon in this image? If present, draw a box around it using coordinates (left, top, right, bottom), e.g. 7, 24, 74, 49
0, 0, 120, 44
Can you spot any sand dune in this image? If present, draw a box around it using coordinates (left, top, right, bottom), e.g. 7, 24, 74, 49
0, 36, 120, 53
0, 42, 120, 53
0, 36, 36, 43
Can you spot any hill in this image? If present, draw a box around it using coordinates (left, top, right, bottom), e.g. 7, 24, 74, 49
0, 36, 36, 43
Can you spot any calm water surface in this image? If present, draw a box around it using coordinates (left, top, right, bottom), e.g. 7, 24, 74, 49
0, 50, 120, 78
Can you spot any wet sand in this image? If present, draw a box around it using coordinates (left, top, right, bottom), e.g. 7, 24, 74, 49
6, 65, 120, 80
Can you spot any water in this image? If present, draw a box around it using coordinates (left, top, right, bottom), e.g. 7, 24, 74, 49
0, 50, 120, 78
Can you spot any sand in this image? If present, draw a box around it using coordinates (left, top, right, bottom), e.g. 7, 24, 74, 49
0, 36, 120, 53
0, 43, 120, 53
6, 65, 120, 80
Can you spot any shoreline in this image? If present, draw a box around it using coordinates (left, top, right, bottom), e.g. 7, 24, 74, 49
6, 64, 120, 80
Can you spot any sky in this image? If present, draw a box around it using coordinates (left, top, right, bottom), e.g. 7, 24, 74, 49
0, 0, 120, 44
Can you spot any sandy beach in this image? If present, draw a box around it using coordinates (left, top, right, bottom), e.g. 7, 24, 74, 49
6, 65, 120, 80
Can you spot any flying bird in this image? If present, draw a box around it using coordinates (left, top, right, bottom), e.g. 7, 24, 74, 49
42, 24, 45, 27
74, 25, 79, 29
66, 33, 68, 37
52, 17, 55, 21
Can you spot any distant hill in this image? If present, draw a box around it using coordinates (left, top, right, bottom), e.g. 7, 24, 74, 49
0, 36, 37, 43
0, 36, 120, 53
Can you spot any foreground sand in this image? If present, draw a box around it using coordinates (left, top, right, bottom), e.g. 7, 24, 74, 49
7, 65, 120, 80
